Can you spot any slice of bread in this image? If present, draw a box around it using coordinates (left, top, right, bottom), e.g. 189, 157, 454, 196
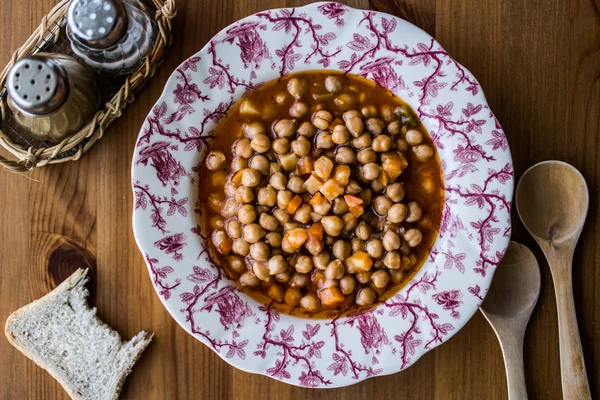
5, 269, 153, 400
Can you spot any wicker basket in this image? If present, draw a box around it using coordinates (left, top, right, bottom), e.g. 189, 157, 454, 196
0, 0, 176, 172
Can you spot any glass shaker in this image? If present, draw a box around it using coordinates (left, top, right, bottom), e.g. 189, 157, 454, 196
66, 0, 158, 75
6, 53, 100, 143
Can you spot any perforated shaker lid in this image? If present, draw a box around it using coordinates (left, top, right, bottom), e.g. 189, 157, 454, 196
7, 55, 69, 115
67, 0, 127, 48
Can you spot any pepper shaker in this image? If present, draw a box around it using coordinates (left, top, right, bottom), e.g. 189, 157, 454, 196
66, 0, 158, 75
6, 53, 100, 143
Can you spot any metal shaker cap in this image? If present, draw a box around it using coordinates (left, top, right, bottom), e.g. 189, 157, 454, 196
7, 55, 69, 116
67, 0, 127, 49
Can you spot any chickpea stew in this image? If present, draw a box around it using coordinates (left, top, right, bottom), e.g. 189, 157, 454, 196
199, 71, 444, 318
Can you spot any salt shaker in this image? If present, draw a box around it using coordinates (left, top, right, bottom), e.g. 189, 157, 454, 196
66, 0, 158, 75
6, 53, 99, 143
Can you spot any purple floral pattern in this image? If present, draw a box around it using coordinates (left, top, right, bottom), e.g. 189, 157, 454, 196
131, 2, 513, 388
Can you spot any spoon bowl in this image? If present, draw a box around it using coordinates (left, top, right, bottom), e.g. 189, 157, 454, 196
516, 160, 589, 243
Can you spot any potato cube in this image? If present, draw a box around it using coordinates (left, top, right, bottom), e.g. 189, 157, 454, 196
304, 173, 324, 195
320, 179, 345, 201
333, 165, 351, 186
344, 251, 374, 273
314, 156, 334, 179
298, 156, 314, 175
284, 227, 309, 248
382, 152, 408, 181
278, 153, 298, 171
239, 99, 261, 117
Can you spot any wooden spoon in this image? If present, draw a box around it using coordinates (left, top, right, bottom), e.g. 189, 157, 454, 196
480, 241, 540, 400
516, 160, 591, 400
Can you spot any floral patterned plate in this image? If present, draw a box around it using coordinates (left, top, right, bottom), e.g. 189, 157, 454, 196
132, 2, 513, 388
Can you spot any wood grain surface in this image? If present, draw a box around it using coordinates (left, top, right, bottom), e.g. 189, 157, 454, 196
0, 0, 598, 399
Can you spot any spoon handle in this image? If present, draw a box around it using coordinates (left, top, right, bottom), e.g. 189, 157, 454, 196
552, 265, 591, 400
499, 335, 528, 400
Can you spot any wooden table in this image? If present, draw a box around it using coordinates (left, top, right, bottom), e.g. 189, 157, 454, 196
1, 0, 598, 398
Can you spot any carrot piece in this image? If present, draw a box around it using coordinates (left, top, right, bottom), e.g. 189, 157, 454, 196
287, 195, 303, 214
307, 222, 324, 240
309, 192, 324, 206
348, 204, 364, 217
378, 170, 390, 186
319, 287, 345, 306
344, 251, 373, 273
218, 238, 233, 255
344, 194, 363, 208
305, 235, 324, 256
312, 270, 327, 288
297, 156, 314, 175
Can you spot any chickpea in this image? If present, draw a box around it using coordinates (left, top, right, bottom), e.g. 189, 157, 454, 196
241, 168, 261, 187
351, 237, 365, 252
346, 180, 362, 195
386, 182, 405, 202
210, 215, 225, 230
312, 198, 332, 215
313, 251, 331, 270
361, 163, 382, 181
300, 293, 321, 312
267, 284, 285, 303
250, 241, 270, 262
257, 213, 277, 231
275, 269, 292, 283
267, 255, 288, 275
404, 229, 423, 247
359, 188, 373, 205
355, 221, 372, 241
380, 104, 395, 122
371, 179, 385, 193
332, 198, 349, 215
289, 101, 309, 118
291, 255, 311, 274
205, 151, 226, 171
237, 204, 256, 224
365, 118, 385, 136
250, 134, 271, 153
273, 119, 296, 138
333, 146, 356, 165
242, 122, 266, 139
235, 138, 254, 159
274, 91, 289, 105
383, 230, 401, 251
413, 144, 434, 162
226, 220, 243, 239
352, 133, 372, 149
243, 223, 265, 243
248, 155, 268, 176
325, 75, 343, 93
289, 137, 310, 158
325, 260, 345, 280
339, 275, 356, 295
287, 77, 308, 98
276, 190, 294, 209
269, 139, 288, 156
315, 131, 335, 149
332, 125, 350, 144
389, 269, 405, 284
365, 239, 384, 259
313, 110, 334, 130
268, 173, 286, 192
321, 216, 344, 236
387, 120, 402, 136
373, 195, 393, 216
372, 134, 392, 152
290, 272, 310, 288
284, 176, 303, 194
334, 93, 357, 110
297, 121, 317, 137
385, 204, 406, 224
405, 129, 423, 145
383, 251, 402, 269
343, 213, 358, 232
356, 271, 372, 284
227, 255, 246, 274
232, 158, 248, 172
224, 182, 237, 197
221, 199, 240, 218
332, 240, 351, 260
345, 116, 364, 137
406, 201, 423, 222
314, 156, 334, 179
357, 149, 377, 165
252, 261, 270, 281
371, 270, 390, 289
360, 105, 377, 118
355, 287, 377, 306
273, 208, 291, 225
294, 204, 312, 224
239, 272, 261, 287
212, 229, 228, 248
233, 239, 250, 256
395, 137, 409, 153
